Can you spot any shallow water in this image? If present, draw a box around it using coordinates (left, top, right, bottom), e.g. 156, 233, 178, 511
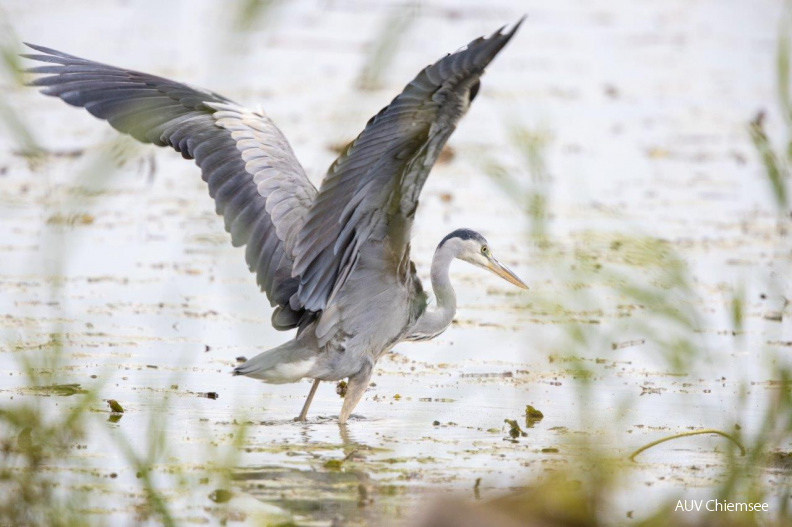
1, 0, 791, 525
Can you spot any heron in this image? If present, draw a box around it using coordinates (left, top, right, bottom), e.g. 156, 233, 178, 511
24, 19, 527, 423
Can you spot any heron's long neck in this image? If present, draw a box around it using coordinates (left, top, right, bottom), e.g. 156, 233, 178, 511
411, 245, 457, 339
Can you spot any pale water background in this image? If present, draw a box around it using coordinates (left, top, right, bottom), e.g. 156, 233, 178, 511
0, 0, 790, 525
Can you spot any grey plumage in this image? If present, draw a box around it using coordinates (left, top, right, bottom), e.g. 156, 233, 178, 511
23, 44, 317, 331
291, 22, 522, 313
25, 19, 527, 423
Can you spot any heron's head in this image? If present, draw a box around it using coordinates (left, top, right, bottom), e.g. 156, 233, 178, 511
438, 228, 528, 289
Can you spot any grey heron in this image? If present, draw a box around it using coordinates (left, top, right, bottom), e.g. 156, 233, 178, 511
24, 19, 527, 423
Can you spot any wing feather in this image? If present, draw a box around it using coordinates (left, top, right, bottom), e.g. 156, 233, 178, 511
290, 19, 522, 313
24, 44, 318, 330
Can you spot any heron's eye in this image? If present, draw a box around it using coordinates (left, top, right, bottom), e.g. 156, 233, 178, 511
481, 245, 489, 255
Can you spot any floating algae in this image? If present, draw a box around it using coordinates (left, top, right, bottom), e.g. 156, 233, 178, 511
525, 405, 544, 420
107, 399, 124, 413
323, 459, 344, 470
525, 405, 544, 428
323, 449, 358, 470
208, 489, 233, 503
22, 384, 88, 396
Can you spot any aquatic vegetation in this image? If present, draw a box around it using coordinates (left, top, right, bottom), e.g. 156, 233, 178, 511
504, 419, 526, 439
524, 404, 543, 420
629, 429, 746, 462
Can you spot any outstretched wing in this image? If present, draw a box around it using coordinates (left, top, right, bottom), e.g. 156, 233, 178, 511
24, 44, 317, 330
291, 20, 522, 312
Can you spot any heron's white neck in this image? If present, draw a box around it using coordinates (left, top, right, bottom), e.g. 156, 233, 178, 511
409, 243, 458, 340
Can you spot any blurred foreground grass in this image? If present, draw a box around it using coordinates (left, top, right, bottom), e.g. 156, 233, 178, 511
466, 8, 792, 526
0, 8, 250, 524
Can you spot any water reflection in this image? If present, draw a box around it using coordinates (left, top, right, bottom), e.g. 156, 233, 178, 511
234, 420, 378, 524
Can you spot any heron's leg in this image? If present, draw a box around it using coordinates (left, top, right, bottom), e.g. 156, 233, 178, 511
339, 363, 373, 425
295, 379, 320, 422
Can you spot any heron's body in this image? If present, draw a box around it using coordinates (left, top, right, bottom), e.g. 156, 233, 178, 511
24, 19, 527, 423
240, 237, 425, 383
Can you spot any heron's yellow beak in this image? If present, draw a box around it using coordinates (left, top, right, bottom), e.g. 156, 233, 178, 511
486, 256, 528, 289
